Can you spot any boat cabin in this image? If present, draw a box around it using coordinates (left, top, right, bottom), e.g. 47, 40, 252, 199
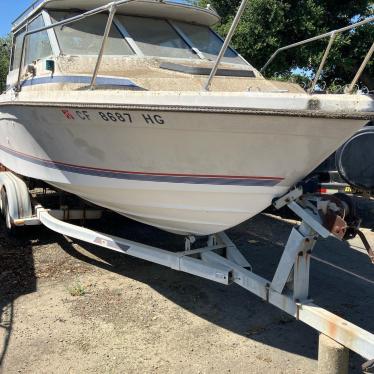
7, 0, 303, 93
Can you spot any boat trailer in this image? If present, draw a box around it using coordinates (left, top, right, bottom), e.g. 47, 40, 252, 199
0, 171, 373, 371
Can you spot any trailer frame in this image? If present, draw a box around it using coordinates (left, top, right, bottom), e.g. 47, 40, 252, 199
0, 171, 373, 366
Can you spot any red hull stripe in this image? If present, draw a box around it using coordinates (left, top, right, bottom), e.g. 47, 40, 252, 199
0, 145, 284, 186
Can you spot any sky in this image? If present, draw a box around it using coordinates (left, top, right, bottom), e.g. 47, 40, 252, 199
0, 0, 33, 36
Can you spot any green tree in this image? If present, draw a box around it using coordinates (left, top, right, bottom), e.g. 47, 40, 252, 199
0, 35, 11, 93
203, 0, 374, 90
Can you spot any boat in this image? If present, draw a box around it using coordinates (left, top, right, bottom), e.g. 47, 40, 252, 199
0, 0, 373, 236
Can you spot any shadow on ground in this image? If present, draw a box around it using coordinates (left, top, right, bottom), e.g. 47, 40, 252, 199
1, 208, 373, 373
0, 226, 40, 367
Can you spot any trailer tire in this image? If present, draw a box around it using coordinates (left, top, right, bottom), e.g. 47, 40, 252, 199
0, 186, 5, 216
0, 173, 32, 237
0, 187, 18, 236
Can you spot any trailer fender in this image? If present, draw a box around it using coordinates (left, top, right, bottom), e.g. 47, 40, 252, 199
0, 172, 32, 224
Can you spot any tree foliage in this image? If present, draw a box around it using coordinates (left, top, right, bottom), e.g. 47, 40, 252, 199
203, 0, 374, 89
0, 35, 11, 93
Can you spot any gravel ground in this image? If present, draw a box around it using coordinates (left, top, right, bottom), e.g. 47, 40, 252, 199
0, 205, 373, 374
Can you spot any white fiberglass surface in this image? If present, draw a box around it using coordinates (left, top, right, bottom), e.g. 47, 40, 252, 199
117, 16, 198, 59
50, 11, 134, 56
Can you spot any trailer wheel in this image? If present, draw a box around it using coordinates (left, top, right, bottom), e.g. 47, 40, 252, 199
0, 187, 17, 236
0, 186, 5, 216
0, 172, 33, 237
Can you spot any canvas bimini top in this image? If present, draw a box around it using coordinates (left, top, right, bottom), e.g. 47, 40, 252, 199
12, 0, 221, 31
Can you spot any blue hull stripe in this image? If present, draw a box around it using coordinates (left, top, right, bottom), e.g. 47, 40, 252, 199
0, 145, 282, 187
8, 75, 139, 89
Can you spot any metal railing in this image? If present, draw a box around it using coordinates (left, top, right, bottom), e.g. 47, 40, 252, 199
12, 0, 247, 93
14, 0, 218, 92
260, 16, 374, 94
14, 0, 374, 94
204, 0, 249, 91
205, 0, 373, 93
15, 0, 140, 92
12, 0, 45, 29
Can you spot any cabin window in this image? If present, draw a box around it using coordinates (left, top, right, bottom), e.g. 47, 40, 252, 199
26, 15, 53, 64
11, 28, 26, 70
173, 22, 246, 65
11, 15, 53, 70
50, 11, 134, 56
118, 16, 198, 59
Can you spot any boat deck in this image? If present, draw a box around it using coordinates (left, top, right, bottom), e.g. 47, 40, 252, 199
7, 55, 305, 93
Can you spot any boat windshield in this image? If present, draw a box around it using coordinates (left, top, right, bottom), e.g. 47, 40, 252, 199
49, 11, 246, 64
173, 21, 245, 65
117, 16, 198, 59
11, 14, 52, 70
50, 11, 134, 56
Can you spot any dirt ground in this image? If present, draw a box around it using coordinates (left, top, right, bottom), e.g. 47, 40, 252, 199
0, 205, 373, 374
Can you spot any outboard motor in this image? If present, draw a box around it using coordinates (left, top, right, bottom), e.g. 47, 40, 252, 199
336, 126, 374, 194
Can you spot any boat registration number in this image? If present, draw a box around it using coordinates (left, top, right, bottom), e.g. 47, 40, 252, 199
61, 109, 165, 125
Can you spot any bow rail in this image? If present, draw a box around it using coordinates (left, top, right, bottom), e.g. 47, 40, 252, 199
260, 16, 374, 94
204, 0, 373, 93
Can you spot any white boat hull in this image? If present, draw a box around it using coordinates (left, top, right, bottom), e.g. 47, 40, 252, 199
0, 95, 370, 235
